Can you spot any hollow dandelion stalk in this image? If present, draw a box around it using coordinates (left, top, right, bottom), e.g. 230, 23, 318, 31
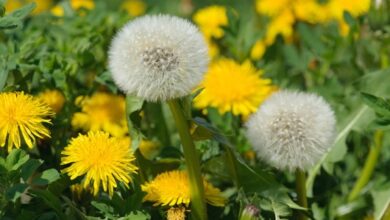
109, 14, 209, 219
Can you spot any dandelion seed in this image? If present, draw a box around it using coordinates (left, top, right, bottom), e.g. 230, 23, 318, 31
108, 14, 208, 102
245, 91, 336, 171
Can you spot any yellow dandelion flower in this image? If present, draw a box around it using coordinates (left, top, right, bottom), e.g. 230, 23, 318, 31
193, 5, 228, 39
0, 92, 53, 151
50, 5, 64, 17
326, 0, 370, 36
293, 0, 329, 24
61, 131, 138, 197
51, 0, 94, 16
5, 0, 53, 15
264, 8, 295, 45
327, 0, 370, 19
250, 39, 267, 60
256, 0, 370, 40
255, 0, 289, 16
71, 92, 128, 137
37, 90, 65, 113
121, 0, 146, 17
167, 206, 186, 220
193, 59, 277, 117
70, 0, 95, 10
142, 170, 225, 207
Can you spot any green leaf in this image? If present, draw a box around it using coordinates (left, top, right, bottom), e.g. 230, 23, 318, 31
283, 45, 306, 71
362, 92, 390, 117
20, 159, 43, 181
372, 188, 390, 220
0, 59, 8, 91
297, 22, 325, 55
0, 2, 35, 29
118, 211, 151, 220
125, 94, 144, 150
91, 201, 116, 219
5, 183, 28, 202
29, 188, 66, 219
261, 198, 291, 220
6, 149, 29, 171
307, 68, 390, 196
32, 169, 60, 186
62, 196, 87, 220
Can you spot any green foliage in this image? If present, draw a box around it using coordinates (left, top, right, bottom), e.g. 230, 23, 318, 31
1, 0, 390, 219
0, 149, 60, 217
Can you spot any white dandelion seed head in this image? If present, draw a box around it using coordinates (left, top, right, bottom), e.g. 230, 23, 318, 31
245, 90, 336, 171
108, 14, 209, 102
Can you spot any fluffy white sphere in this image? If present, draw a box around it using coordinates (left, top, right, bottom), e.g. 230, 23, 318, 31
108, 14, 209, 102
245, 91, 336, 171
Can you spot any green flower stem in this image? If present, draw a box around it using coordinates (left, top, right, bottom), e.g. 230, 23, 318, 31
348, 130, 384, 202
296, 169, 308, 220
167, 99, 207, 220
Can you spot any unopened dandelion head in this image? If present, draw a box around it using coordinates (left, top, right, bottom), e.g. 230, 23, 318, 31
245, 90, 336, 171
108, 14, 208, 102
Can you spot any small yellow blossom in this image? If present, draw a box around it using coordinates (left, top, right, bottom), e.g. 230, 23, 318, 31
264, 8, 295, 45
255, 0, 371, 40
37, 90, 65, 113
250, 39, 266, 60
61, 131, 138, 197
327, 0, 371, 19
70, 0, 95, 10
5, 0, 53, 15
50, 5, 64, 17
71, 92, 127, 137
326, 0, 371, 36
121, 0, 146, 17
293, 0, 329, 24
193, 59, 277, 117
255, 0, 289, 16
142, 170, 225, 207
51, 0, 94, 16
193, 5, 228, 39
